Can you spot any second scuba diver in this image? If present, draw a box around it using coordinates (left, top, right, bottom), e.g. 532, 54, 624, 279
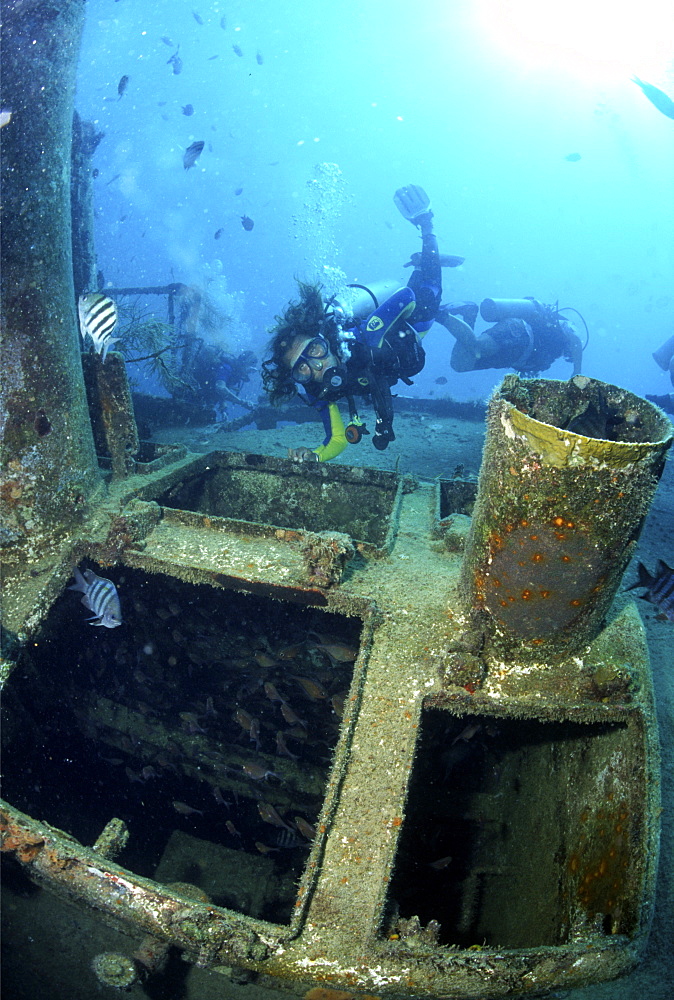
262, 185, 471, 462
436, 296, 584, 377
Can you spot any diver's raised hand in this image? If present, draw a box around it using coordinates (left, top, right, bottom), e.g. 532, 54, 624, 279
288, 446, 319, 463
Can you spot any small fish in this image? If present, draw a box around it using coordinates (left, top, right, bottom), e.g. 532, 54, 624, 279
275, 730, 299, 761
254, 650, 277, 667
78, 292, 119, 361
234, 186, 244, 196
564, 152, 582, 162
1, 109, 12, 128
256, 51, 264, 65
434, 376, 448, 385
330, 693, 345, 718
179, 711, 206, 734
183, 140, 204, 170
117, 75, 129, 99
249, 716, 261, 750
428, 855, 453, 870
264, 681, 286, 704
225, 819, 242, 837
274, 828, 305, 848
241, 214, 254, 231
241, 762, 281, 781
193, 11, 204, 25
105, 172, 121, 186
258, 801, 293, 830
280, 702, 306, 727
451, 722, 482, 745
69, 567, 122, 628
34, 408, 52, 437
213, 786, 230, 807
214, 227, 224, 240
160, 36, 174, 46
294, 816, 316, 841
276, 641, 304, 659
626, 561, 674, 620
255, 841, 279, 855
306, 634, 358, 664
172, 800, 203, 816
632, 77, 674, 121
220, 14, 227, 29
292, 675, 327, 701
167, 48, 182, 75
181, 103, 194, 116
232, 44, 243, 57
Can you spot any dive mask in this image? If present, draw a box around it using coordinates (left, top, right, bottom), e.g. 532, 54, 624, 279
291, 335, 331, 384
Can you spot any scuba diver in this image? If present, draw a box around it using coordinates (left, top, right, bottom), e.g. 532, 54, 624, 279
436, 297, 584, 377
647, 331, 674, 415
185, 341, 257, 411
261, 185, 470, 462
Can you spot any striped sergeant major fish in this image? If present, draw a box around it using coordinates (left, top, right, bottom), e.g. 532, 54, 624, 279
626, 561, 674, 621
69, 567, 122, 628
78, 293, 119, 361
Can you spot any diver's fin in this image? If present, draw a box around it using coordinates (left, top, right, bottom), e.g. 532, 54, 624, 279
404, 252, 465, 269
394, 185, 431, 223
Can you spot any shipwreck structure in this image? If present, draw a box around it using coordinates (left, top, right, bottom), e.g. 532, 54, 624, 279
1, 4, 672, 998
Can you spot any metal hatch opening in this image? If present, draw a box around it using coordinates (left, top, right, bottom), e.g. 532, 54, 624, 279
386, 708, 642, 949
1, 565, 360, 926
156, 452, 402, 553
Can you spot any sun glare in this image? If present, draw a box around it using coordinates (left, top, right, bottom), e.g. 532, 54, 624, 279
478, 0, 674, 82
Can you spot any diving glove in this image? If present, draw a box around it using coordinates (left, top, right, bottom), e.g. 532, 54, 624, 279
394, 185, 432, 227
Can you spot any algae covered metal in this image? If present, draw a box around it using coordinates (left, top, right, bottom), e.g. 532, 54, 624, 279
0, 5, 670, 994
1, 411, 667, 997
460, 374, 672, 664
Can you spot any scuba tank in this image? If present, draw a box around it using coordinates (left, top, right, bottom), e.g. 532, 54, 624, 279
332, 281, 403, 322
480, 298, 541, 323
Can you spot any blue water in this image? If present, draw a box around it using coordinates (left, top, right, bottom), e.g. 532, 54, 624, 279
75, 0, 674, 405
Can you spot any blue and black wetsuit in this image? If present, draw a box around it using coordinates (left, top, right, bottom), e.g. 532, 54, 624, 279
305, 231, 442, 460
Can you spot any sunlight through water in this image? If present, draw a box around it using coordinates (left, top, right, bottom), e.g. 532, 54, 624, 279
477, 0, 674, 83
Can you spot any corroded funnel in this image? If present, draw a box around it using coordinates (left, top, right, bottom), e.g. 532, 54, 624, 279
460, 374, 672, 663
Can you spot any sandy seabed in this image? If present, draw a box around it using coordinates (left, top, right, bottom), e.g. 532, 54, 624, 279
2, 408, 672, 1000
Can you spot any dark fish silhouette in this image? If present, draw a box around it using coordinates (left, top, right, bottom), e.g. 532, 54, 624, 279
193, 11, 204, 25
183, 140, 204, 169
564, 152, 582, 162
626, 561, 674, 620
232, 44, 243, 57
160, 36, 174, 46
181, 104, 194, 116
220, 15, 227, 30
234, 186, 243, 195
214, 227, 224, 239
632, 77, 674, 120
117, 75, 129, 99
241, 214, 254, 231
167, 48, 182, 75
434, 376, 448, 385
256, 51, 264, 65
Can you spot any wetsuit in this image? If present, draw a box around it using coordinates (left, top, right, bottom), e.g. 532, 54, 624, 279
304, 231, 442, 460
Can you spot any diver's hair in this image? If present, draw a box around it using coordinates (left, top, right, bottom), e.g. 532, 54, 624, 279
261, 280, 341, 404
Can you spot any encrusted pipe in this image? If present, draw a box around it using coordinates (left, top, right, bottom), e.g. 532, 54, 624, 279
460, 374, 672, 663
1, 1, 103, 562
